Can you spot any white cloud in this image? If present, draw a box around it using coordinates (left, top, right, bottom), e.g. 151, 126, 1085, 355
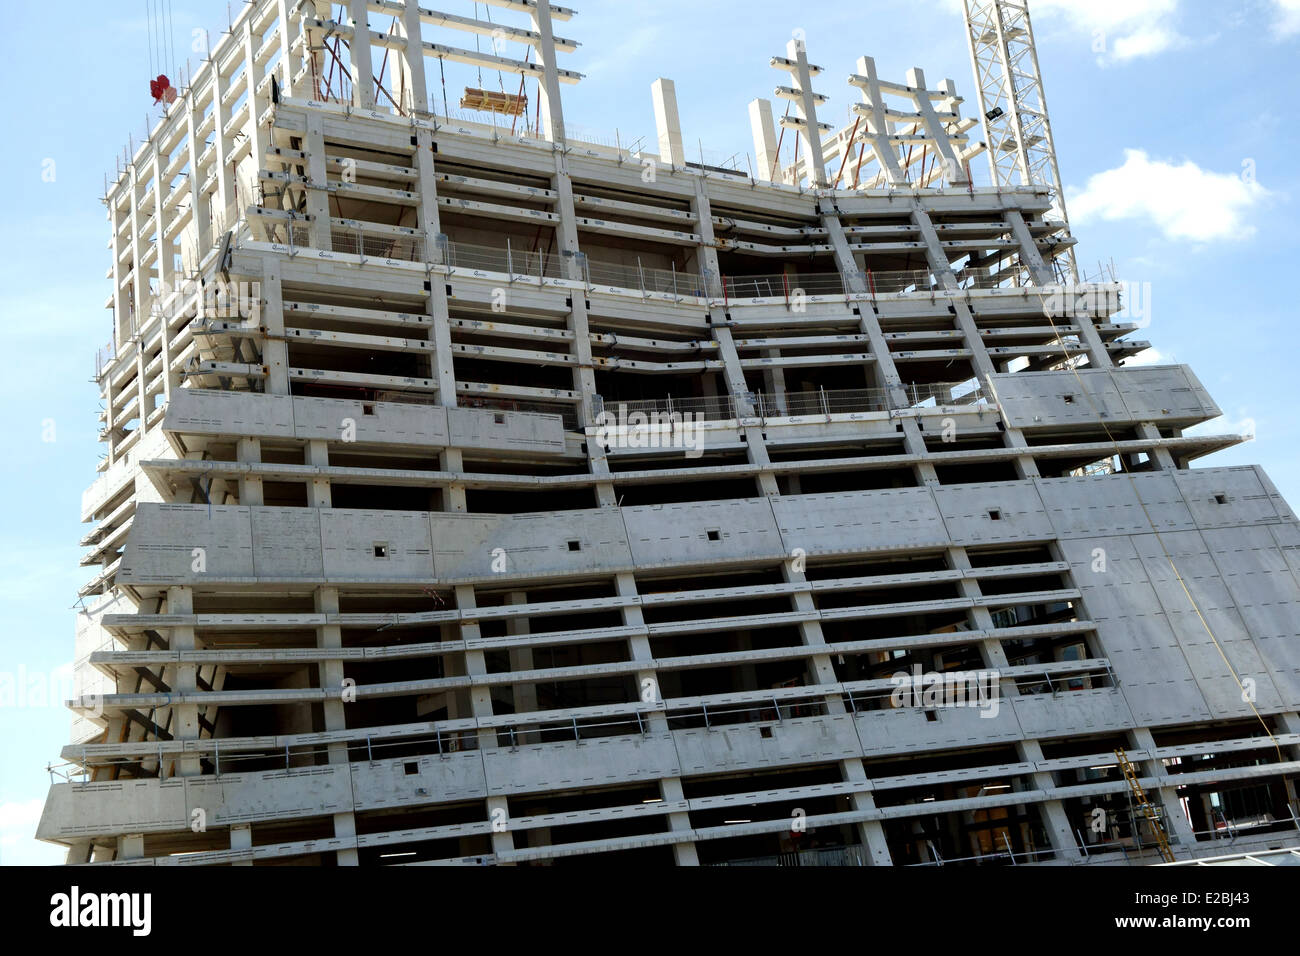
1273, 0, 1300, 36
1109, 25, 1184, 60
1069, 149, 1268, 243
1123, 347, 1166, 367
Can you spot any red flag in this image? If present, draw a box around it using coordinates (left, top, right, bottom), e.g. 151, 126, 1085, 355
150, 74, 175, 104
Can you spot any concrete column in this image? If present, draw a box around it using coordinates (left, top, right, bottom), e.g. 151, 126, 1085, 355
159, 279, 177, 407
713, 326, 778, 496
314, 586, 348, 762
546, 146, 600, 428
152, 148, 173, 297
127, 165, 147, 338
315, 585, 358, 865
237, 437, 263, 505
230, 823, 253, 865
1130, 727, 1198, 855
441, 448, 467, 511
912, 202, 1040, 479
853, 56, 906, 186
211, 64, 234, 231
306, 439, 332, 507
117, 833, 144, 860
614, 572, 698, 864
1006, 209, 1109, 364
332, 811, 359, 865
398, 1, 429, 114
651, 78, 685, 168
304, 115, 332, 250
839, 763, 895, 866
135, 347, 149, 440
818, 198, 940, 486
346, 0, 375, 109
779, 561, 893, 863
1007, 208, 1176, 471
167, 586, 202, 777
104, 374, 118, 466
186, 94, 211, 262
785, 38, 827, 186
110, 200, 128, 349
906, 68, 966, 186
748, 98, 781, 183
689, 175, 722, 293
455, 584, 514, 860
948, 547, 1080, 862
530, 0, 566, 142
413, 128, 457, 403
260, 257, 289, 394
276, 0, 297, 92
242, 23, 267, 192
505, 592, 538, 741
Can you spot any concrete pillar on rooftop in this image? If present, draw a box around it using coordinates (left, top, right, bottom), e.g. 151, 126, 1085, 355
398, 1, 429, 114
346, 0, 375, 109
652, 78, 685, 168
748, 98, 781, 183
530, 0, 566, 142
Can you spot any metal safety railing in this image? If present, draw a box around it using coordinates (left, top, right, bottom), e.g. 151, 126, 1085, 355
718, 267, 1033, 304
708, 846, 870, 867
330, 229, 425, 263
94, 341, 116, 377
245, 221, 1041, 304
722, 271, 849, 299
64, 657, 1119, 782
438, 237, 567, 281
585, 258, 707, 298
907, 840, 1058, 867
594, 380, 988, 426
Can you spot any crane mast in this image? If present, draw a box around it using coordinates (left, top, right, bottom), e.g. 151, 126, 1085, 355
963, 0, 1079, 282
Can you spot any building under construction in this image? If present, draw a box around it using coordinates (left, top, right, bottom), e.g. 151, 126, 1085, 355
39, 0, 1300, 866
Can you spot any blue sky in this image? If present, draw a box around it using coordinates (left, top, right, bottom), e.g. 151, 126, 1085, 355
0, 0, 1296, 863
